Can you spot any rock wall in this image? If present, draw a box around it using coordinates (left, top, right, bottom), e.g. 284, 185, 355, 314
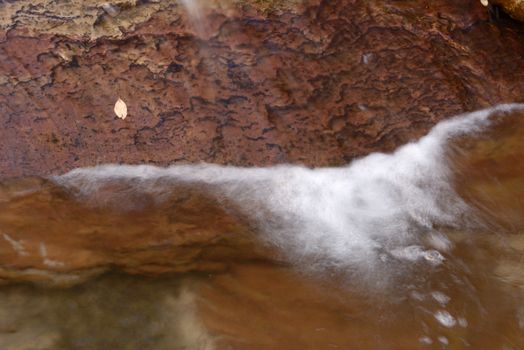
1, 0, 523, 177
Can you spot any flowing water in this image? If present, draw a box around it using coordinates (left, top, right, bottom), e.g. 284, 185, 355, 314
0, 104, 524, 349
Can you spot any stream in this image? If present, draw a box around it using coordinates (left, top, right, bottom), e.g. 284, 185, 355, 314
0, 105, 523, 349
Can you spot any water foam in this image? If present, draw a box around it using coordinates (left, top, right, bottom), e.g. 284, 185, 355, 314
54, 104, 524, 274
179, 0, 207, 36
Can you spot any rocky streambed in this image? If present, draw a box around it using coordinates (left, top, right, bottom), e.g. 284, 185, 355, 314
1, 1, 524, 349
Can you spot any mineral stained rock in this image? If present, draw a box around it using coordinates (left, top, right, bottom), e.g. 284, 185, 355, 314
0, 0, 523, 178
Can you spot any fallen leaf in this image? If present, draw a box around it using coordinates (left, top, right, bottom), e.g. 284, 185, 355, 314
114, 98, 127, 119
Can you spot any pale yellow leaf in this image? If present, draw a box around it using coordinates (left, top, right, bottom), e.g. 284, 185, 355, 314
480, 0, 488, 6
114, 98, 127, 119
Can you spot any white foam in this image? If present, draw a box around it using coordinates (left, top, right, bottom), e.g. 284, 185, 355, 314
438, 336, 449, 346
179, 0, 207, 36
419, 336, 433, 345
53, 104, 524, 274
434, 310, 457, 328
431, 291, 450, 305
180, 0, 202, 20
390, 246, 445, 265
458, 317, 468, 328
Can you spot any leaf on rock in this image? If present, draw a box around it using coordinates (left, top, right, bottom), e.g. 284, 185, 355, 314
114, 98, 127, 120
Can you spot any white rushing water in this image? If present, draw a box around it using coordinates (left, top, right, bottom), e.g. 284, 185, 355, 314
180, 0, 202, 19
54, 104, 524, 277
179, 0, 207, 36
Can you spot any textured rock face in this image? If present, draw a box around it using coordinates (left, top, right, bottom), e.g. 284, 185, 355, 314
1, 0, 523, 177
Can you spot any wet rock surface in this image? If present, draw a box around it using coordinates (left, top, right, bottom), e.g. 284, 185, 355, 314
493, 0, 524, 22
0, 177, 275, 285
1, 0, 523, 177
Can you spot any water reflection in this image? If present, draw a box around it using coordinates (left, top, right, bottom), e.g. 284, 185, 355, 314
0, 274, 214, 350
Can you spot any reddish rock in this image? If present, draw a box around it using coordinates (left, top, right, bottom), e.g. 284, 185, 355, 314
0, 0, 523, 177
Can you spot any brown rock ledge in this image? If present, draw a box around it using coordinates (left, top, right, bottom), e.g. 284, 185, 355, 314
0, 176, 276, 285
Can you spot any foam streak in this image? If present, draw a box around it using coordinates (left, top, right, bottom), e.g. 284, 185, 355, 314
54, 104, 524, 271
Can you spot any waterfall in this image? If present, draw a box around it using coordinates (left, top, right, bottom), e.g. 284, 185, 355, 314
55, 104, 524, 278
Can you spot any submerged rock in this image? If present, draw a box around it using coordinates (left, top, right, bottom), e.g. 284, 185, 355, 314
0, 177, 276, 285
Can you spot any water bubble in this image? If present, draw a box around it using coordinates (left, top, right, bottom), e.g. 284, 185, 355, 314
427, 232, 452, 251
434, 310, 456, 328
431, 291, 450, 305
438, 336, 449, 346
458, 317, 468, 328
423, 250, 445, 265
419, 336, 433, 345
